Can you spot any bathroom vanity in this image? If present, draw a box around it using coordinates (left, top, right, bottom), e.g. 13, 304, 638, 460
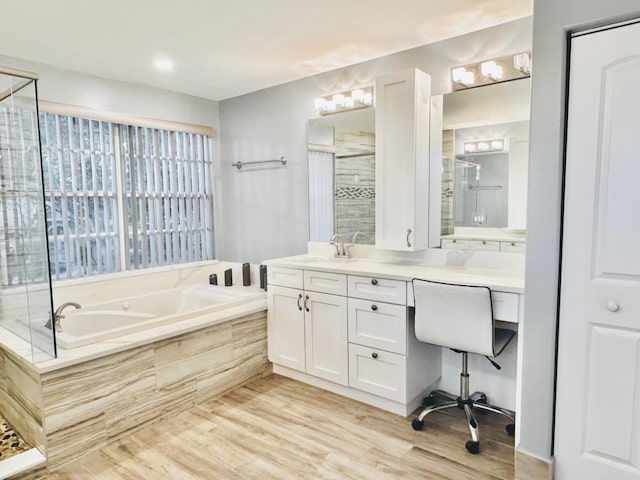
264, 255, 524, 417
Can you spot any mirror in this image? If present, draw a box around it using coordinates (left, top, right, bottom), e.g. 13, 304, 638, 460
306, 77, 531, 248
307, 108, 375, 245
441, 79, 531, 239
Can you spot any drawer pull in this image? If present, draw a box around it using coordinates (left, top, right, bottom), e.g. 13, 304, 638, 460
297, 293, 302, 311
371, 352, 378, 359
406, 229, 412, 248
371, 304, 378, 311
482, 241, 486, 245
511, 242, 516, 246
371, 278, 378, 285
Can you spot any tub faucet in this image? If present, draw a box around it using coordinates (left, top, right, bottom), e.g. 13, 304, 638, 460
53, 302, 81, 332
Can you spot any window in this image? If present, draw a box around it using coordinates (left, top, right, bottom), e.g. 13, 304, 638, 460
39, 112, 213, 281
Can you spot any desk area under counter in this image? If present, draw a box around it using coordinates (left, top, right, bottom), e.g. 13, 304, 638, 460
263, 255, 525, 420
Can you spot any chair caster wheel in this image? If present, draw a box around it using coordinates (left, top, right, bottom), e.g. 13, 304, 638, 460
506, 423, 516, 436
465, 440, 480, 454
411, 419, 424, 431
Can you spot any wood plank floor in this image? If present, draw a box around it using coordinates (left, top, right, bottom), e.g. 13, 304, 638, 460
49, 374, 515, 479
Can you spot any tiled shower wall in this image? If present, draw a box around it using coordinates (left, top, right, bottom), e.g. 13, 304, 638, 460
441, 130, 454, 235
334, 130, 375, 244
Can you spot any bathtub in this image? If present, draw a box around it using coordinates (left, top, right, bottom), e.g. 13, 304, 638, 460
56, 285, 261, 349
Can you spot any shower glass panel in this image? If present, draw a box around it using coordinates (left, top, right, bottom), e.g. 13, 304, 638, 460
0, 68, 56, 362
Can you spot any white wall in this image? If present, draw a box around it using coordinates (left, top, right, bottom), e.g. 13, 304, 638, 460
522, 0, 640, 462
0, 54, 219, 128
217, 18, 533, 264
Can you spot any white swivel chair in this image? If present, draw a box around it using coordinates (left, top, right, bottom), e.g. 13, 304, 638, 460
411, 278, 516, 454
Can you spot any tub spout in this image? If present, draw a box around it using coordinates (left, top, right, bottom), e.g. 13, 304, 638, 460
50, 302, 82, 332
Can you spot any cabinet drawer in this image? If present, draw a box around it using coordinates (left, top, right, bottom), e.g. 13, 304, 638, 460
304, 270, 347, 296
348, 343, 406, 402
441, 239, 470, 250
469, 240, 500, 252
267, 267, 303, 289
492, 292, 520, 323
348, 298, 407, 354
348, 275, 407, 305
500, 241, 526, 253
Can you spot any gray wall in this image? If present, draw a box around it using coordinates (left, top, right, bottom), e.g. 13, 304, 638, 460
522, 0, 640, 461
217, 17, 533, 264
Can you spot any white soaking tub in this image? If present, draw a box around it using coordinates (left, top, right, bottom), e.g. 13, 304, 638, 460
56, 285, 260, 349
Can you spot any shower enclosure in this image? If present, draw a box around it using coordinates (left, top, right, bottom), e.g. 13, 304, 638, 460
0, 67, 56, 362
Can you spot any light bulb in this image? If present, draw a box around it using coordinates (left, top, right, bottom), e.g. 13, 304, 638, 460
490, 140, 504, 150
326, 100, 337, 111
332, 94, 345, 107
363, 92, 373, 106
351, 89, 365, 103
344, 96, 354, 108
477, 142, 489, 151
464, 142, 477, 153
314, 98, 327, 110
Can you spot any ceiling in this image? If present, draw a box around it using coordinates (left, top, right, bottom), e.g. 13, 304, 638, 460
0, 0, 531, 101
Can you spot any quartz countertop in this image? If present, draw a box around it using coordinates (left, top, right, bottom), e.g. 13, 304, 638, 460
263, 255, 524, 294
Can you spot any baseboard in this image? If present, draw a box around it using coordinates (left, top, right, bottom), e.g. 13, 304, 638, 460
515, 449, 554, 480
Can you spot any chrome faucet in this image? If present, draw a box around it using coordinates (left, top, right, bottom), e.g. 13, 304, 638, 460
53, 302, 81, 332
345, 231, 364, 257
330, 234, 347, 257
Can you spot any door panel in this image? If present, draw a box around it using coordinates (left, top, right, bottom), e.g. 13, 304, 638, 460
305, 292, 348, 385
556, 20, 640, 480
267, 286, 305, 372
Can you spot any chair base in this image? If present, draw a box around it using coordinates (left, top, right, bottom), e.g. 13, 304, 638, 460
411, 390, 515, 454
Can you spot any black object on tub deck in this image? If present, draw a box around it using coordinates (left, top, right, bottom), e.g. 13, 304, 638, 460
242, 262, 251, 286
209, 273, 218, 285
259, 265, 267, 290
224, 268, 233, 286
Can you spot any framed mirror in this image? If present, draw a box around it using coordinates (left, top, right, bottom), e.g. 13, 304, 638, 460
307, 108, 375, 245
441, 78, 531, 245
306, 77, 530, 250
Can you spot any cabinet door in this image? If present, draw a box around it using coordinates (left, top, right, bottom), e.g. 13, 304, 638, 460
267, 286, 305, 372
304, 291, 348, 386
375, 68, 441, 251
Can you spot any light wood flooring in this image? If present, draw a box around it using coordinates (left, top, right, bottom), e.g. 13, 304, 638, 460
49, 374, 515, 479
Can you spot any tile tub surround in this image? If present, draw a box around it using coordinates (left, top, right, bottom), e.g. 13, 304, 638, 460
0, 305, 270, 474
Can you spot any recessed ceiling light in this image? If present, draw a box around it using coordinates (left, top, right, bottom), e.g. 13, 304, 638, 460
151, 56, 174, 73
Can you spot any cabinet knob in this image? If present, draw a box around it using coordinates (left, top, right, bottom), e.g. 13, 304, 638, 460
606, 300, 619, 312
371, 352, 378, 359
371, 278, 378, 285
371, 304, 378, 311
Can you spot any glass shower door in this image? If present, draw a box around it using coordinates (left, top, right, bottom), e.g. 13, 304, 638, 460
0, 68, 56, 361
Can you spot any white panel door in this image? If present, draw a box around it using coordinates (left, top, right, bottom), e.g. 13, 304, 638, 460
556, 20, 640, 480
304, 291, 348, 385
267, 286, 305, 372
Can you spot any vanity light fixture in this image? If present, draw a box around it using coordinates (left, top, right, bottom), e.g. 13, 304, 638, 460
452, 67, 475, 87
464, 138, 505, 154
314, 86, 374, 115
451, 52, 531, 91
513, 53, 531, 74
480, 61, 503, 81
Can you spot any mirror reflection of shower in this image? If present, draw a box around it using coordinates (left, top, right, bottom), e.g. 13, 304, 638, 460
453, 152, 509, 228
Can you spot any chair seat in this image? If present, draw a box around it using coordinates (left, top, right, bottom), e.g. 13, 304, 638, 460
495, 328, 516, 357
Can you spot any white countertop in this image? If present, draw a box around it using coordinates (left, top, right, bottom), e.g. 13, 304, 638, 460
263, 255, 525, 294
441, 233, 526, 243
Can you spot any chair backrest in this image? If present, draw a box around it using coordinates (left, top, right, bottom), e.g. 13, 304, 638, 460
412, 279, 495, 357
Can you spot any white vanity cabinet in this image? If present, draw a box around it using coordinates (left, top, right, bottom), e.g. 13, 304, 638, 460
375, 68, 442, 251
267, 265, 442, 416
347, 275, 440, 405
267, 267, 349, 386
